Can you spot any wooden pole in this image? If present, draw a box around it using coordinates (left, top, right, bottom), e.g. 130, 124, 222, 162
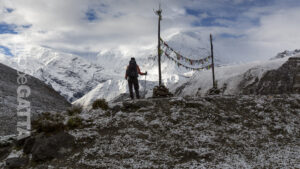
210, 34, 216, 88
156, 6, 162, 86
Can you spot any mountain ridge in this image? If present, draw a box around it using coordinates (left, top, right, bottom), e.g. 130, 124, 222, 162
0, 63, 71, 136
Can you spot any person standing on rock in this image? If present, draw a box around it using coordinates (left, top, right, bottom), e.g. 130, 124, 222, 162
125, 57, 147, 100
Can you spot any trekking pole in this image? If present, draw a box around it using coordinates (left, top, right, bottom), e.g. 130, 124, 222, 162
144, 72, 147, 98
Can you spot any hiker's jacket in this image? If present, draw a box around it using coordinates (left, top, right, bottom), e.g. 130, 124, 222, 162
125, 65, 145, 79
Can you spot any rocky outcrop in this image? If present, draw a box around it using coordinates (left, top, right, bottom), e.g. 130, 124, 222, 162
292, 57, 300, 92
0, 63, 71, 136
241, 57, 300, 94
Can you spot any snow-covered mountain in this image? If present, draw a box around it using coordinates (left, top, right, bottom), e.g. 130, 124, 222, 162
1, 31, 299, 107
0, 31, 212, 104
73, 32, 217, 107
271, 49, 300, 60
171, 54, 300, 97
0, 47, 109, 102
75, 51, 300, 107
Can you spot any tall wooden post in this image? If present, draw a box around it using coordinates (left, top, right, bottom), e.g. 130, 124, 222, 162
156, 6, 162, 86
210, 34, 216, 88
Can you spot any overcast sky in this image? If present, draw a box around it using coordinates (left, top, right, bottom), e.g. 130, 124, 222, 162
0, 0, 300, 63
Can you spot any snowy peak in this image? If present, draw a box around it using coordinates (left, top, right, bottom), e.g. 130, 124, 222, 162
32, 52, 107, 102
164, 31, 211, 60
271, 49, 300, 60
0, 46, 106, 102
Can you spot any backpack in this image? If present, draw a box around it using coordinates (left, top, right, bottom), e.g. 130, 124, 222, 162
127, 60, 138, 78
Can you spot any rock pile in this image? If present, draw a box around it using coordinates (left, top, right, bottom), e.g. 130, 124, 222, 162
207, 87, 221, 95
152, 85, 173, 98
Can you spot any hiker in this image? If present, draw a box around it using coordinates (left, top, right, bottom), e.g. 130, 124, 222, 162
125, 57, 147, 99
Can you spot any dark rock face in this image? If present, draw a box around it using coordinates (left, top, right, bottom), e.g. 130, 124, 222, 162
5, 157, 29, 169
241, 57, 300, 94
0, 63, 71, 136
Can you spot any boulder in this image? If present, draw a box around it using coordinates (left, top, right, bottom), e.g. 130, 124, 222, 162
6, 157, 29, 169
30, 132, 75, 162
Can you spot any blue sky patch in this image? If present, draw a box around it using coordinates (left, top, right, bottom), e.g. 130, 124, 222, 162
191, 16, 237, 27
6, 8, 14, 13
219, 33, 245, 39
184, 0, 275, 28
22, 24, 32, 29
0, 46, 13, 56
85, 9, 98, 21
0, 23, 18, 34
185, 8, 202, 16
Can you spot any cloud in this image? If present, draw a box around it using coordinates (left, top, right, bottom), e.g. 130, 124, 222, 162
0, 0, 299, 63
220, 5, 300, 62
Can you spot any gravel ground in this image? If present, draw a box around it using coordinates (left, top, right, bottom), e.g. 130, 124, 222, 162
16, 95, 300, 169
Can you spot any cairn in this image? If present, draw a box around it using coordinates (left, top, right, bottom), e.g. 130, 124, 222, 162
152, 85, 173, 98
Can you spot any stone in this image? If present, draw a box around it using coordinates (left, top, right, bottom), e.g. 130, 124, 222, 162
6, 157, 29, 169
23, 137, 36, 154
31, 132, 75, 162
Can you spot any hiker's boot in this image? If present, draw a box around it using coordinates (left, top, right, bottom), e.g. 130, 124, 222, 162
130, 94, 134, 100
136, 90, 140, 99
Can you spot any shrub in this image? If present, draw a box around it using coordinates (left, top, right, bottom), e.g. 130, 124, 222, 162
32, 112, 65, 133
92, 99, 109, 110
67, 105, 83, 116
67, 116, 83, 129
